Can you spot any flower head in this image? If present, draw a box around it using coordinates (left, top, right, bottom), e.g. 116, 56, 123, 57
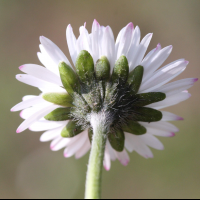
11, 20, 197, 171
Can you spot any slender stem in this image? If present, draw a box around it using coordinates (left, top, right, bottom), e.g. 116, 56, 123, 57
85, 113, 108, 199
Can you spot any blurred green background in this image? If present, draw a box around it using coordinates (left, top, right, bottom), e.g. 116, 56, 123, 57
1, 0, 200, 198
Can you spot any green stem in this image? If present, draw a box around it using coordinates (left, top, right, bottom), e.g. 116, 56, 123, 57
85, 113, 108, 199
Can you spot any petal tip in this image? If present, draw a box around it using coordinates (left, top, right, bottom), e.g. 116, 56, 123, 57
127, 22, 134, 29
170, 132, 176, 137
19, 65, 24, 71
193, 78, 198, 83
19, 111, 23, 118
16, 129, 21, 133
184, 60, 189, 65
104, 165, 110, 171
120, 160, 129, 166
177, 116, 184, 121
156, 43, 161, 50
64, 153, 68, 158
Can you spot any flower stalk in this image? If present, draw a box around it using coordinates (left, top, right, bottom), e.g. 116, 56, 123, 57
85, 113, 108, 199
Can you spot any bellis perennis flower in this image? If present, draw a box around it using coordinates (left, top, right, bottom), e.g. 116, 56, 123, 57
11, 20, 197, 171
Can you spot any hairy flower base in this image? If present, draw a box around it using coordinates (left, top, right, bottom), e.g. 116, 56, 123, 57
42, 51, 166, 153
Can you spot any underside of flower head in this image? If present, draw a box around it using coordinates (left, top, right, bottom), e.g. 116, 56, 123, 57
42, 52, 167, 152
11, 19, 197, 170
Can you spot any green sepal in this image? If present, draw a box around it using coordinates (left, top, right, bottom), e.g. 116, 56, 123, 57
95, 56, 110, 81
122, 121, 146, 135
128, 65, 144, 94
112, 55, 129, 84
42, 92, 74, 107
88, 128, 93, 143
61, 120, 83, 138
44, 107, 71, 121
108, 129, 125, 152
75, 50, 94, 84
133, 107, 162, 122
59, 61, 80, 95
133, 92, 166, 107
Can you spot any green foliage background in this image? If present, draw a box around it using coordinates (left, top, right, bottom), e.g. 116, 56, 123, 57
0, 0, 200, 198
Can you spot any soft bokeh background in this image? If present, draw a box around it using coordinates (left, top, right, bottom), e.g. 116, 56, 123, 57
1, 0, 200, 198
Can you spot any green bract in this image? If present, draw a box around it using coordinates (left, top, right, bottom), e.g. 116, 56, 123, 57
59, 62, 80, 95
42, 53, 166, 152
112, 55, 129, 84
95, 56, 110, 81
75, 50, 94, 85
128, 65, 144, 94
42, 92, 73, 107
122, 121, 146, 135
108, 129, 125, 152
44, 107, 71, 121
133, 92, 166, 107
61, 120, 83, 138
133, 107, 162, 122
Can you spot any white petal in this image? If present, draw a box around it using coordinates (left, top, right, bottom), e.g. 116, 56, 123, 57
125, 132, 135, 152
129, 33, 153, 71
40, 36, 71, 67
20, 102, 52, 119
64, 130, 88, 158
127, 26, 141, 70
116, 22, 134, 59
142, 45, 173, 82
91, 19, 100, 64
141, 43, 162, 67
139, 59, 188, 93
75, 139, 91, 159
37, 50, 59, 76
103, 149, 111, 171
161, 111, 183, 121
66, 24, 77, 65
147, 91, 191, 109
140, 134, 164, 150
29, 120, 67, 132
115, 26, 125, 53
100, 26, 115, 72
40, 126, 64, 142
17, 104, 59, 133
19, 64, 62, 86
115, 149, 130, 166
76, 26, 91, 55
11, 96, 45, 112
125, 133, 153, 158
140, 121, 179, 133
145, 127, 175, 137
22, 95, 37, 101
51, 138, 71, 151
106, 141, 117, 161
16, 74, 64, 92
153, 78, 198, 96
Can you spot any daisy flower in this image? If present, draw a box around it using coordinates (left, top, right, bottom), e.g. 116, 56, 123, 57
11, 19, 197, 199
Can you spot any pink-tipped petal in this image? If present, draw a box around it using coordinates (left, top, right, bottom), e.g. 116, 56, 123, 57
177, 116, 184, 121
169, 132, 176, 137
93, 19, 100, 26
16, 129, 21, 133
120, 159, 129, 166
19, 65, 24, 70
184, 60, 189, 65
104, 165, 110, 171
193, 78, 198, 83
156, 43, 161, 50
127, 22, 134, 29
